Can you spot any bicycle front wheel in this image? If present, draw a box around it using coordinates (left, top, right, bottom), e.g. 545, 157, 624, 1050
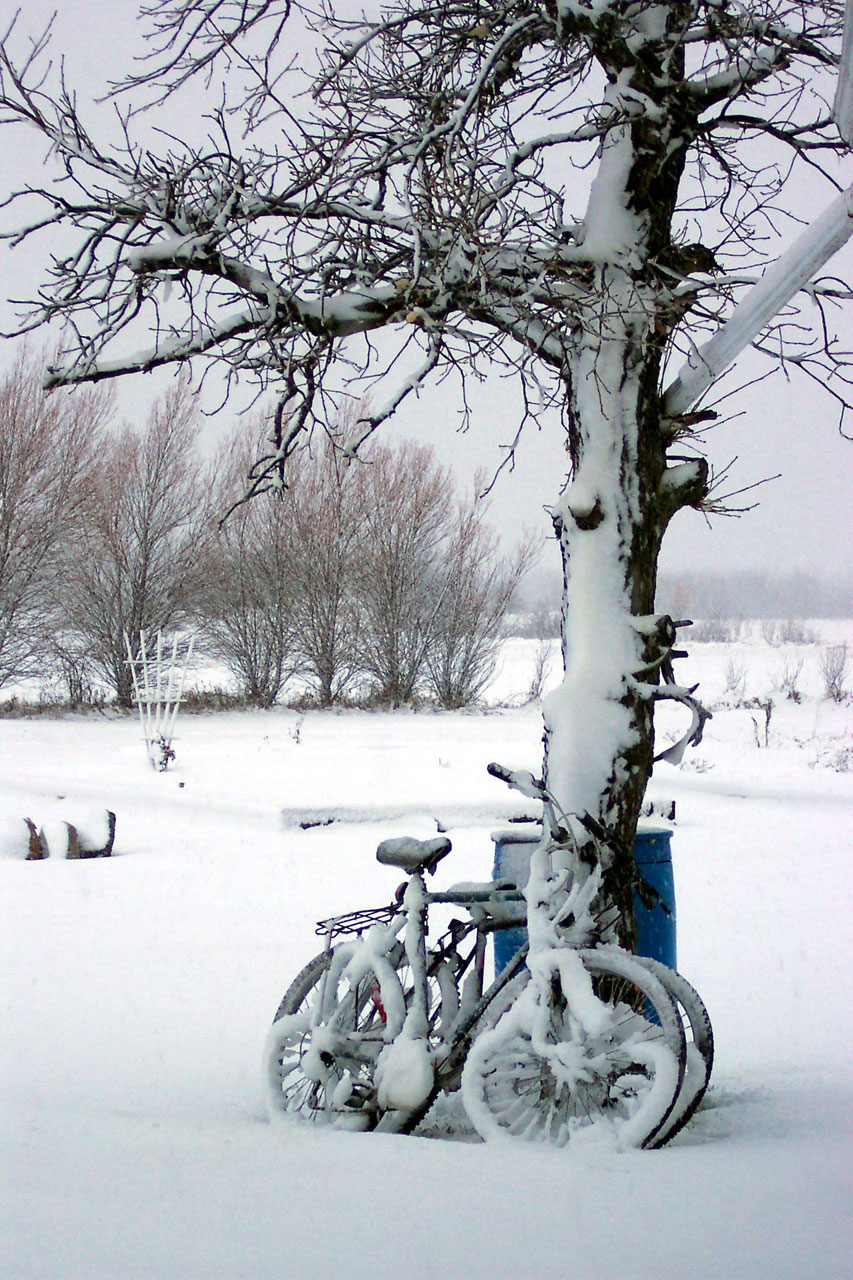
460, 947, 686, 1149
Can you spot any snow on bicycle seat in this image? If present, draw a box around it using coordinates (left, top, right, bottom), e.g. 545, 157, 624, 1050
375, 835, 452, 873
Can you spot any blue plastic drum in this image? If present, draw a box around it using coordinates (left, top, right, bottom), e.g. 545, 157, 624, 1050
633, 827, 677, 971
491, 826, 541, 976
491, 824, 676, 974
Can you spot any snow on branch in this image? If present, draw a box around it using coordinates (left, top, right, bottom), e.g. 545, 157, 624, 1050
1, 0, 851, 452
342, 335, 444, 458
665, 181, 853, 417
833, 0, 853, 143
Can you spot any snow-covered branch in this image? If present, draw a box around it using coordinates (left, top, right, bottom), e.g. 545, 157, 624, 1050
3, 1, 847, 417
341, 335, 445, 457
665, 181, 853, 417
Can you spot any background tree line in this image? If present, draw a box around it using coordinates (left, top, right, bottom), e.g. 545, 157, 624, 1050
512, 568, 853, 640
0, 348, 535, 709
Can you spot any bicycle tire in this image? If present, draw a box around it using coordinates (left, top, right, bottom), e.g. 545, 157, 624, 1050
264, 946, 394, 1130
630, 957, 714, 1146
265, 944, 451, 1132
271, 949, 332, 1025
459, 947, 687, 1149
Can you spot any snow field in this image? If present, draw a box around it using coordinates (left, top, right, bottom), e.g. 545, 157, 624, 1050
1, 630, 851, 1279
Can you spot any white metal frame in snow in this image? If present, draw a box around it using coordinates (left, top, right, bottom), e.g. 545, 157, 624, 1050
124, 629, 195, 770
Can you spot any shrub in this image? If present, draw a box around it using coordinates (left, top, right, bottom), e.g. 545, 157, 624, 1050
820, 644, 850, 703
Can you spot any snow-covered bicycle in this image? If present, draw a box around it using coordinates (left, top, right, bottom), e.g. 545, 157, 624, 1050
264, 765, 712, 1149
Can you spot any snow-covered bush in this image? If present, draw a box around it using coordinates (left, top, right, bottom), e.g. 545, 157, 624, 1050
773, 656, 805, 703
820, 644, 850, 703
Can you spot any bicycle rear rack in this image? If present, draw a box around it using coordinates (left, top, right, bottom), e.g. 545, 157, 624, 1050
315, 904, 396, 939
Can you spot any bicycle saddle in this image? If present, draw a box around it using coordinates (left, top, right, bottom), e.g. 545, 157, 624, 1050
375, 835, 452, 874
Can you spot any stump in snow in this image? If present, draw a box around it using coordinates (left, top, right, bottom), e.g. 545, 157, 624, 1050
39, 811, 116, 859
81, 809, 116, 857
65, 824, 82, 859
69, 809, 116, 858
24, 818, 47, 860
39, 820, 76, 859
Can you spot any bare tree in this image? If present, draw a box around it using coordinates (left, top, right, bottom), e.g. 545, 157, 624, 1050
1, 3, 851, 943
204, 423, 529, 707
425, 489, 539, 708
200, 423, 301, 706
286, 436, 367, 706
357, 441, 455, 704
356, 446, 535, 706
202, 523, 297, 706
60, 377, 210, 705
0, 345, 111, 688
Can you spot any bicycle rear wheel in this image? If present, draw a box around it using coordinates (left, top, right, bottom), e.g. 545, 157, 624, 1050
264, 947, 392, 1130
630, 957, 714, 1146
460, 947, 686, 1149
265, 944, 452, 1132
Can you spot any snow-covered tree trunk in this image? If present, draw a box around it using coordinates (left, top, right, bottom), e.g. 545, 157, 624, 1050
534, 108, 708, 948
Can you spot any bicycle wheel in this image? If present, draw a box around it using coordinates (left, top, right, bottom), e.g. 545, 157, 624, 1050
265, 943, 450, 1132
630, 957, 714, 1146
460, 947, 686, 1149
264, 946, 396, 1130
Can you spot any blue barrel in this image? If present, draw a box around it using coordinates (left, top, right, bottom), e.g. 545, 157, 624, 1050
491, 826, 541, 976
633, 827, 677, 971
491, 824, 676, 973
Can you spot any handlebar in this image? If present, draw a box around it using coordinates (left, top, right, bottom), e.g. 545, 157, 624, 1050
488, 760, 608, 851
486, 761, 547, 800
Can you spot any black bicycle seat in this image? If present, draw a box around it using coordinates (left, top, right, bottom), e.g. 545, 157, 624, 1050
375, 835, 452, 874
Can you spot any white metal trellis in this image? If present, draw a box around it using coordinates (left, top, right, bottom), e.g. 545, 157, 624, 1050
124, 630, 195, 770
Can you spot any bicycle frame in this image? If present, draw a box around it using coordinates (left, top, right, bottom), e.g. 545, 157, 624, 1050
305, 760, 603, 1088
307, 862, 529, 1097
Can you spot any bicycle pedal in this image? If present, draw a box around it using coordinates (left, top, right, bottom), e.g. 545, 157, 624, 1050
345, 1081, 376, 1108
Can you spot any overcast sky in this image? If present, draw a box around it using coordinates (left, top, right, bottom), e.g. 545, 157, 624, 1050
1, 0, 851, 586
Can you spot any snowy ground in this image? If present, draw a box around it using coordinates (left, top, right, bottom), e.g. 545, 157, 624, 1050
2, 627, 851, 1279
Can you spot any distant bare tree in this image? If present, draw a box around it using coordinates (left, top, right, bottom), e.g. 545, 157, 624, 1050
200, 424, 301, 706
286, 436, 367, 706
0, 345, 111, 688
357, 441, 455, 704
425, 490, 539, 708
526, 637, 555, 705
60, 376, 210, 705
205, 421, 532, 708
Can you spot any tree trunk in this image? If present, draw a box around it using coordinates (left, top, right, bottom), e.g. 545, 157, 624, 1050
317, 665, 335, 708
529, 76, 707, 950
537, 267, 704, 952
